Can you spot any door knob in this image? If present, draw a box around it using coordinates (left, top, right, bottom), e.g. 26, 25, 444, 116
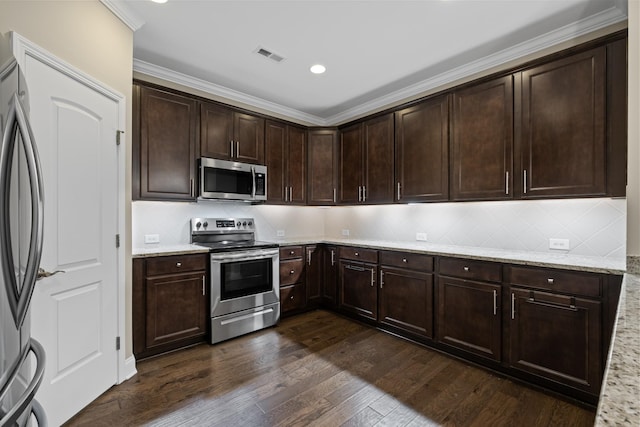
36, 268, 64, 281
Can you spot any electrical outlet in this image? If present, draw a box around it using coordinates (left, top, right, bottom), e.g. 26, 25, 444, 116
416, 232, 427, 241
549, 238, 570, 250
341, 229, 350, 237
276, 230, 285, 237
144, 234, 160, 244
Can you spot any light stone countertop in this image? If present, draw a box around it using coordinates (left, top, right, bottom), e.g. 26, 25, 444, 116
132, 244, 210, 258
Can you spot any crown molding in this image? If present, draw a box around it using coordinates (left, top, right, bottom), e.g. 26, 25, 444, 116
133, 59, 328, 126
100, 0, 145, 31
325, 5, 627, 125
133, 4, 626, 127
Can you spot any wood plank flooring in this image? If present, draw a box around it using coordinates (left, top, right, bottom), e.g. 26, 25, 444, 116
64, 310, 595, 427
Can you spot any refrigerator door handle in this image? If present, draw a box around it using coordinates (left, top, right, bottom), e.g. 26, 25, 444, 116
0, 93, 45, 329
0, 338, 46, 427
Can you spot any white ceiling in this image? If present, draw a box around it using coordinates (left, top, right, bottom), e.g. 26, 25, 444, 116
109, 0, 627, 125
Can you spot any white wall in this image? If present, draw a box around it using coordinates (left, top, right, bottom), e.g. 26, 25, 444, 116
627, 0, 640, 260
134, 198, 626, 259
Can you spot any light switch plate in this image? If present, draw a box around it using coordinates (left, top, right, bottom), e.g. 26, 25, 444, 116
276, 230, 285, 237
549, 238, 570, 250
416, 232, 427, 241
144, 234, 160, 244
341, 229, 350, 237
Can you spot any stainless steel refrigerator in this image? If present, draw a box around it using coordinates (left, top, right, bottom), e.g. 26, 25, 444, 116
0, 33, 46, 426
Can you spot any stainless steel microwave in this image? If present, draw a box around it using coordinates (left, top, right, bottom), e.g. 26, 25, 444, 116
199, 157, 267, 201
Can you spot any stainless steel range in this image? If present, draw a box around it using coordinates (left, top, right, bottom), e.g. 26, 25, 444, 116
191, 217, 280, 344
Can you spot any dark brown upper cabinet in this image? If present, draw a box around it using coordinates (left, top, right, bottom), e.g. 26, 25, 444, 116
518, 47, 607, 198
395, 95, 449, 203
265, 121, 306, 204
307, 129, 339, 205
451, 75, 514, 201
339, 114, 394, 204
135, 84, 198, 201
201, 101, 265, 164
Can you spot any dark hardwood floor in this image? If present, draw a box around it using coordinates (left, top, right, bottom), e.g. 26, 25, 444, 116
65, 310, 595, 426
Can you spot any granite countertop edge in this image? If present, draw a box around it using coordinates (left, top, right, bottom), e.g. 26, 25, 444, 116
132, 238, 625, 274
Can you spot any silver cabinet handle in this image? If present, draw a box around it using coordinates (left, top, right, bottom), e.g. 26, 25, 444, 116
230, 140, 234, 158
202, 276, 206, 296
307, 249, 312, 265
505, 171, 509, 195
358, 186, 362, 202
290, 270, 295, 275
345, 264, 365, 272
331, 250, 335, 266
397, 182, 401, 200
363, 185, 366, 202
190, 178, 194, 197
547, 278, 554, 284
176, 262, 182, 267
0, 93, 44, 329
289, 250, 295, 255
284, 184, 288, 202
370, 268, 375, 287
402, 258, 408, 263
354, 252, 359, 256
333, 188, 336, 204
493, 290, 497, 315
289, 186, 293, 203
511, 292, 516, 319
463, 266, 470, 272
236, 141, 240, 158
523, 170, 527, 194
380, 270, 385, 288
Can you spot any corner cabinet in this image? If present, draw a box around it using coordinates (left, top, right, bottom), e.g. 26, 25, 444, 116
133, 254, 208, 359
200, 101, 265, 164
133, 83, 198, 201
307, 129, 339, 205
265, 121, 306, 204
339, 114, 394, 204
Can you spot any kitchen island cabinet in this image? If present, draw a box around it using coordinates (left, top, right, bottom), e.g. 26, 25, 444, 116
133, 254, 208, 359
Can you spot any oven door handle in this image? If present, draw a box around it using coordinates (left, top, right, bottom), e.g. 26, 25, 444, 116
210, 248, 279, 262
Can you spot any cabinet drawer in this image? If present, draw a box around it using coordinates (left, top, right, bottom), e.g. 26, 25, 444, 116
339, 247, 378, 263
145, 254, 207, 276
280, 283, 306, 313
439, 257, 502, 282
380, 251, 433, 272
280, 246, 304, 260
506, 266, 602, 298
279, 259, 304, 286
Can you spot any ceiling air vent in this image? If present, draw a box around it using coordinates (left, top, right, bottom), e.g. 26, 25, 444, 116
254, 46, 285, 63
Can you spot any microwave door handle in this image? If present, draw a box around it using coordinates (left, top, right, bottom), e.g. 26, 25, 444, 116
251, 166, 256, 199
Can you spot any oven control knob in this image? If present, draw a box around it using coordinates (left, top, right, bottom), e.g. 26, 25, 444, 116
203, 221, 208, 228
248, 221, 253, 226
195, 222, 202, 229
237, 221, 241, 227
243, 221, 247, 226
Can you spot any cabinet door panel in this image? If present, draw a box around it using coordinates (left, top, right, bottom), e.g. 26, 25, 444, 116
200, 101, 233, 160
265, 121, 287, 203
521, 47, 606, 197
380, 267, 433, 338
288, 126, 307, 204
437, 276, 501, 361
395, 96, 449, 202
306, 245, 323, 304
339, 261, 377, 321
452, 76, 513, 201
339, 124, 363, 204
140, 86, 197, 200
234, 113, 265, 164
509, 288, 601, 393
308, 130, 338, 205
146, 272, 207, 349
323, 246, 338, 307
364, 114, 394, 203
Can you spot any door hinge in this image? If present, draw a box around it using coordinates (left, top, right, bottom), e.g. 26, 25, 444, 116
116, 234, 120, 248
116, 130, 124, 146
116, 336, 121, 351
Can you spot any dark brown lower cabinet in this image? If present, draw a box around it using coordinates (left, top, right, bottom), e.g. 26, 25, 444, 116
133, 254, 208, 359
280, 283, 306, 313
436, 276, 502, 361
379, 267, 433, 339
322, 246, 338, 308
306, 245, 323, 307
508, 288, 602, 394
279, 246, 306, 315
338, 260, 378, 321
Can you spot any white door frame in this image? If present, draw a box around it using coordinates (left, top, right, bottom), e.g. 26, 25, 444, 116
11, 32, 134, 383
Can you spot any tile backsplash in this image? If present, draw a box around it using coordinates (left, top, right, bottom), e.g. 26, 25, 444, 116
133, 198, 626, 259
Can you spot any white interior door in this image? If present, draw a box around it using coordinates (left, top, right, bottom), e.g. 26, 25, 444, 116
21, 50, 120, 426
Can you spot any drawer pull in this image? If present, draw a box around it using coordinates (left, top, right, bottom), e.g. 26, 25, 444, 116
547, 278, 554, 284
345, 264, 365, 272
290, 295, 294, 300
176, 262, 182, 267
290, 251, 295, 255
402, 258, 407, 263
526, 294, 578, 312
463, 266, 470, 272
290, 270, 295, 275
354, 252, 359, 256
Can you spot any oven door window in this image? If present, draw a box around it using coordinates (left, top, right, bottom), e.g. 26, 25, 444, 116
221, 258, 272, 300
204, 167, 253, 195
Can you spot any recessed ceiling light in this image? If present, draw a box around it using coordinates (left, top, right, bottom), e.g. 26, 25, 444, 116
310, 64, 326, 74
151, 0, 168, 3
